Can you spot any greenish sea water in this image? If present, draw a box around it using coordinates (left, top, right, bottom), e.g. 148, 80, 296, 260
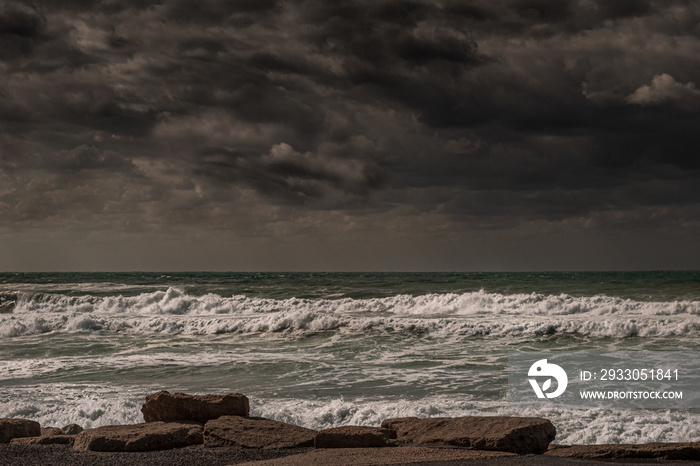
1, 272, 698, 444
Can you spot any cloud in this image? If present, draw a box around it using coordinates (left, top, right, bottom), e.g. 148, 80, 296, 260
0, 8, 48, 63
254, 141, 385, 200
51, 145, 136, 172
1, 0, 700, 269
627, 73, 700, 105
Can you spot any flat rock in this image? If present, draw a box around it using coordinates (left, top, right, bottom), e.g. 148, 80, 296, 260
0, 418, 41, 443
10, 434, 76, 445
380, 416, 556, 454
73, 421, 203, 452
141, 390, 249, 422
315, 426, 396, 448
204, 416, 316, 449
544, 442, 700, 460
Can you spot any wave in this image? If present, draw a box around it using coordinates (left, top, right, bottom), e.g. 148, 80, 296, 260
1, 313, 697, 338
0, 291, 18, 313
0, 288, 697, 337
9, 287, 700, 316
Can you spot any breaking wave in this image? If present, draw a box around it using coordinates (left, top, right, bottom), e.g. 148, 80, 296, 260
11, 287, 700, 316
1, 288, 697, 338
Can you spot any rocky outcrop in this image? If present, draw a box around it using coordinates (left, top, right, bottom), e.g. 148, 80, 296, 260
10, 435, 76, 445
204, 416, 316, 449
381, 416, 556, 454
73, 421, 203, 452
141, 391, 249, 422
314, 426, 396, 448
0, 418, 41, 443
7, 397, 698, 463
544, 442, 700, 460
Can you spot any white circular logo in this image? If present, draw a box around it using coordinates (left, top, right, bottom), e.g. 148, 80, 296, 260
528, 359, 568, 399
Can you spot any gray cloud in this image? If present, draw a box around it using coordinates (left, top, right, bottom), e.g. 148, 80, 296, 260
627, 73, 700, 106
1, 0, 699, 270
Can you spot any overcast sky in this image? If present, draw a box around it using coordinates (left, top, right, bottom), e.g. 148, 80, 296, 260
1, 0, 699, 271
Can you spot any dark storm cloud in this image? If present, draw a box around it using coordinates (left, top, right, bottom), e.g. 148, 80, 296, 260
0, 4, 48, 59
164, 0, 281, 23
1, 0, 699, 258
192, 142, 386, 202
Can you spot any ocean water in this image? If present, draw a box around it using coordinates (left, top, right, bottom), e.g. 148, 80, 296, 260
1, 271, 699, 444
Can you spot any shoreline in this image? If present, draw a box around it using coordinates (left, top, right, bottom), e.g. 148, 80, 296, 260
3, 392, 698, 465
2, 444, 700, 466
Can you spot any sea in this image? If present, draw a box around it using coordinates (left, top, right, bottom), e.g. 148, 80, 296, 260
1, 271, 698, 445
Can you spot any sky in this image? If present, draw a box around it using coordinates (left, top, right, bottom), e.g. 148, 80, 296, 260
1, 0, 699, 271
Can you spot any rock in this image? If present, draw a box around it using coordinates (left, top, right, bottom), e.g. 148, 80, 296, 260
314, 426, 396, 448
10, 435, 76, 445
380, 416, 556, 454
0, 418, 41, 443
141, 390, 249, 422
73, 421, 203, 452
204, 416, 316, 449
0, 292, 17, 314
544, 442, 700, 461
41, 427, 63, 436
61, 423, 83, 435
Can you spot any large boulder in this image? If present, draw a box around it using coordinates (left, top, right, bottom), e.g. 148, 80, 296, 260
10, 435, 76, 445
381, 416, 556, 454
314, 426, 396, 448
545, 442, 700, 460
204, 416, 316, 449
0, 418, 41, 443
141, 390, 249, 422
73, 421, 203, 452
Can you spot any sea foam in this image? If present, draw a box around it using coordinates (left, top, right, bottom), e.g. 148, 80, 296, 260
12, 288, 700, 316
2, 288, 698, 338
